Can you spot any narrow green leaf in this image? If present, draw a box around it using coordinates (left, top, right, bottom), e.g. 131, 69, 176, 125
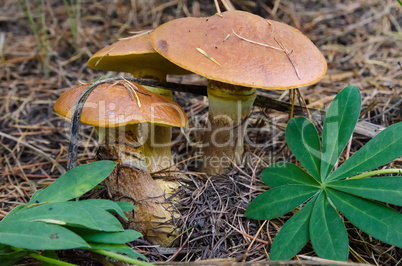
327, 189, 402, 248
72, 229, 142, 244
286, 117, 321, 182
270, 193, 318, 260
1, 205, 25, 223
245, 185, 319, 220
82, 199, 130, 220
328, 176, 402, 205
327, 122, 402, 181
42, 250, 59, 266
117, 201, 136, 211
69, 202, 124, 232
0, 246, 29, 266
87, 243, 148, 261
29, 160, 117, 205
310, 192, 349, 261
10, 201, 123, 232
0, 221, 89, 250
321, 85, 361, 180
261, 163, 320, 188
10, 202, 98, 230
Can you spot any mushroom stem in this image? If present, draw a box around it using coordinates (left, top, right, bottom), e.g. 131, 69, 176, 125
131, 70, 175, 173
95, 125, 178, 246
131, 70, 184, 196
201, 80, 256, 175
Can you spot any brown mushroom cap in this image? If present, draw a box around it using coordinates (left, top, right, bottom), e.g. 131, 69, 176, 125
54, 82, 188, 127
87, 32, 191, 75
151, 10, 327, 90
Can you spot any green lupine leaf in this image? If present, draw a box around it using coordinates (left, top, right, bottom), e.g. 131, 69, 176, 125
87, 243, 148, 261
0, 221, 90, 250
245, 185, 319, 220
327, 122, 402, 181
82, 199, 130, 220
286, 117, 321, 182
261, 163, 320, 188
327, 189, 402, 248
321, 85, 361, 181
328, 176, 402, 205
310, 192, 349, 261
28, 161, 117, 205
270, 193, 318, 260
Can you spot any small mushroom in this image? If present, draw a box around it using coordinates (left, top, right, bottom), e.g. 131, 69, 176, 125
54, 81, 188, 246
150, 10, 327, 175
88, 32, 191, 174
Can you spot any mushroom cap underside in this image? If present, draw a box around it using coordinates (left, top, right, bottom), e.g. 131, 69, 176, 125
151, 10, 327, 90
88, 32, 191, 75
54, 82, 188, 127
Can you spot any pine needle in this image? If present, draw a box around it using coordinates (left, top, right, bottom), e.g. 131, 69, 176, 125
274, 37, 301, 80
232, 30, 283, 51
196, 48, 222, 67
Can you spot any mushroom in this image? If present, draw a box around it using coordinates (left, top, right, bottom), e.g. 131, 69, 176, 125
150, 10, 327, 175
54, 81, 188, 246
87, 32, 191, 174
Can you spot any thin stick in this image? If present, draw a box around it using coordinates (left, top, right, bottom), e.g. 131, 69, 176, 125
296, 87, 312, 120
290, 89, 295, 119
67, 81, 105, 170
244, 220, 268, 262
232, 30, 283, 51
220, 0, 235, 11
214, 0, 221, 14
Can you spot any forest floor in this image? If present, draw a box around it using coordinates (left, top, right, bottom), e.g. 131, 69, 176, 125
0, 0, 401, 265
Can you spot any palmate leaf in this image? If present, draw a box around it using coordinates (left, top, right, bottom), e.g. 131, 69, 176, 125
327, 189, 402, 248
286, 117, 321, 182
261, 163, 320, 188
327, 122, 402, 181
0, 221, 89, 250
321, 85, 361, 181
328, 176, 402, 206
245, 185, 319, 220
261, 162, 319, 187
270, 193, 318, 260
310, 192, 349, 261
28, 160, 117, 205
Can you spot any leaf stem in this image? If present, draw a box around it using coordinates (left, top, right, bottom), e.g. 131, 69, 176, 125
28, 252, 78, 266
348, 169, 402, 180
91, 249, 155, 266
